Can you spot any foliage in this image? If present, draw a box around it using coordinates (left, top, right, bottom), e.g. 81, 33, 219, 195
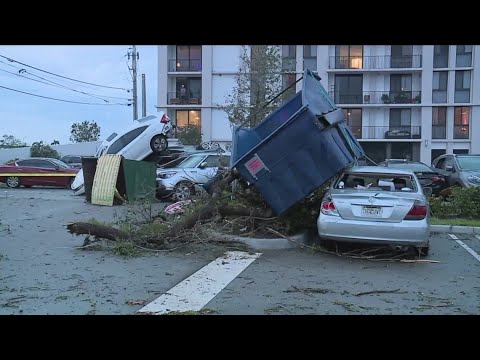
176, 124, 202, 146
70, 121, 101, 143
0, 134, 27, 148
428, 186, 480, 219
30, 141, 60, 159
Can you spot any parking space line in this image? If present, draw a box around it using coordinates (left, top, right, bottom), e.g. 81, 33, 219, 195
476, 235, 480, 241
449, 234, 480, 263
137, 251, 262, 315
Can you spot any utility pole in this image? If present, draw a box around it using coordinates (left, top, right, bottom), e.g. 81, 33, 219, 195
127, 45, 139, 120
142, 73, 146, 117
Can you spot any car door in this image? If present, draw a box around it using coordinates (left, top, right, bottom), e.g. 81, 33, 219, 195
119, 125, 150, 159
15, 159, 49, 186
33, 159, 60, 186
194, 155, 229, 185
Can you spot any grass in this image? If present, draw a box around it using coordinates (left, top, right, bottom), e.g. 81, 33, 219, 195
430, 217, 480, 227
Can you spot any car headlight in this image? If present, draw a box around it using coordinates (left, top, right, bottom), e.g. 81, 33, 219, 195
157, 172, 177, 179
467, 175, 480, 184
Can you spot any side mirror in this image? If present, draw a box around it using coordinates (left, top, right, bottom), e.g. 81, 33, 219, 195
423, 187, 433, 197
445, 165, 454, 172
199, 162, 208, 169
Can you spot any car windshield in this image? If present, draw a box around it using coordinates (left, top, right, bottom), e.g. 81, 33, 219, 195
176, 155, 206, 168
387, 163, 434, 173
335, 172, 417, 192
50, 159, 70, 169
457, 156, 480, 171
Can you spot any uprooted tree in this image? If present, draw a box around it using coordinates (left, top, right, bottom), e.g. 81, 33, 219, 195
67, 45, 325, 248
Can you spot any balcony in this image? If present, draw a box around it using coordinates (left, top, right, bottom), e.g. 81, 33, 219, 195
328, 55, 422, 70
348, 126, 422, 140
432, 126, 447, 139
330, 91, 422, 105
167, 91, 201, 105
168, 59, 202, 72
454, 125, 469, 139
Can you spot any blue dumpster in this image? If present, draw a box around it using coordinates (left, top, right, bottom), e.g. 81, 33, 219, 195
230, 69, 364, 215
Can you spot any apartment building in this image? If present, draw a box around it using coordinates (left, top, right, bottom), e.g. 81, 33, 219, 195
157, 45, 480, 165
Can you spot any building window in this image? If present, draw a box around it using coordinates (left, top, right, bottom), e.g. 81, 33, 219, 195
432, 107, 447, 139
389, 109, 412, 132
390, 74, 413, 103
453, 149, 469, 155
455, 70, 471, 103
432, 71, 448, 103
335, 45, 363, 69
342, 109, 362, 139
391, 45, 413, 68
334, 75, 363, 104
175, 110, 201, 128
281, 45, 296, 72
433, 45, 449, 68
174, 45, 202, 71
168, 77, 201, 105
456, 45, 473, 67
454, 107, 470, 139
303, 45, 317, 71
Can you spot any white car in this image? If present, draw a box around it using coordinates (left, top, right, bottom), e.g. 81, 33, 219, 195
71, 113, 174, 195
156, 152, 231, 201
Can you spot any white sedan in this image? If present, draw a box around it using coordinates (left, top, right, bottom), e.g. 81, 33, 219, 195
72, 113, 174, 195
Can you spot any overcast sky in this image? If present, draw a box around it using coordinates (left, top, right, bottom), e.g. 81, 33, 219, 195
0, 45, 157, 145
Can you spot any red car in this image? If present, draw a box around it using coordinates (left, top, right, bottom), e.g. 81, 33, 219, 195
0, 157, 79, 188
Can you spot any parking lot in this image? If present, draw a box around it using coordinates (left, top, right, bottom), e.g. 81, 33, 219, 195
1, 187, 479, 315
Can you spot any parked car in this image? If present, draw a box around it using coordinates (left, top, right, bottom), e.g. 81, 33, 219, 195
432, 154, 480, 188
156, 152, 230, 201
0, 157, 79, 188
317, 166, 430, 255
71, 113, 173, 195
60, 155, 83, 169
379, 159, 447, 196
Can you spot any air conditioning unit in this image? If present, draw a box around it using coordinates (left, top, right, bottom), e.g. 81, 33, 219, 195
364, 94, 370, 103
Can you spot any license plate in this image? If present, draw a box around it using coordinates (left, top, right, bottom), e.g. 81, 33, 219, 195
362, 206, 383, 217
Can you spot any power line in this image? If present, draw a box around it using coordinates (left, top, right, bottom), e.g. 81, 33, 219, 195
0, 84, 132, 106
0, 54, 130, 91
0, 65, 131, 105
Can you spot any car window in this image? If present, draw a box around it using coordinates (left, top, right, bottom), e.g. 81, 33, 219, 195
177, 155, 206, 168
106, 133, 118, 142
434, 158, 445, 169
106, 126, 148, 154
50, 159, 70, 169
203, 155, 230, 168
385, 163, 434, 173
456, 156, 480, 171
16, 160, 29, 166
38, 160, 56, 168
335, 173, 417, 192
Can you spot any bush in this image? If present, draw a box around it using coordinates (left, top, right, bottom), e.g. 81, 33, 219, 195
177, 125, 202, 146
428, 187, 480, 219
30, 141, 60, 159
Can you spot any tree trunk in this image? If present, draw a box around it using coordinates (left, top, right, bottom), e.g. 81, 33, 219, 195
66, 222, 129, 241
217, 205, 273, 219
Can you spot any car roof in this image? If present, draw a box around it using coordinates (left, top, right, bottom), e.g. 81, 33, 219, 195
346, 166, 415, 175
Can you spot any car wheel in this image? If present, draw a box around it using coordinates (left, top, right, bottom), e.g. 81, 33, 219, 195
200, 141, 220, 150
150, 135, 168, 154
173, 181, 195, 201
6, 176, 21, 188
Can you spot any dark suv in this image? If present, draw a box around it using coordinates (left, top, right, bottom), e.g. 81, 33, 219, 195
379, 159, 447, 195
432, 154, 480, 188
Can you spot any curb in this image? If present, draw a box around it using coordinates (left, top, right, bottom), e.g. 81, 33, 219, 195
215, 231, 310, 250
431, 225, 480, 234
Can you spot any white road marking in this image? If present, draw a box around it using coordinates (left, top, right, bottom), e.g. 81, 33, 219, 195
476, 235, 480, 241
449, 234, 480, 263
137, 251, 262, 315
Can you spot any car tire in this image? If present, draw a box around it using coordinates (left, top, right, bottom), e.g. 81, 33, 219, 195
150, 135, 168, 154
6, 176, 21, 188
173, 181, 195, 201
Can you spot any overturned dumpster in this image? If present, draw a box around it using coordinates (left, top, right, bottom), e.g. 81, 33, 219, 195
230, 69, 365, 215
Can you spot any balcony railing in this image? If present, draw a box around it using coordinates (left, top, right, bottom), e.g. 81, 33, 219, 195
432, 125, 447, 139
454, 125, 470, 139
167, 91, 202, 105
329, 55, 422, 69
347, 126, 421, 140
168, 59, 202, 72
330, 91, 422, 105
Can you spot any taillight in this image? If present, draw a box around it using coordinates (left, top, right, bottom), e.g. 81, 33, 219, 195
431, 176, 444, 182
160, 115, 169, 124
404, 201, 427, 220
321, 200, 339, 216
